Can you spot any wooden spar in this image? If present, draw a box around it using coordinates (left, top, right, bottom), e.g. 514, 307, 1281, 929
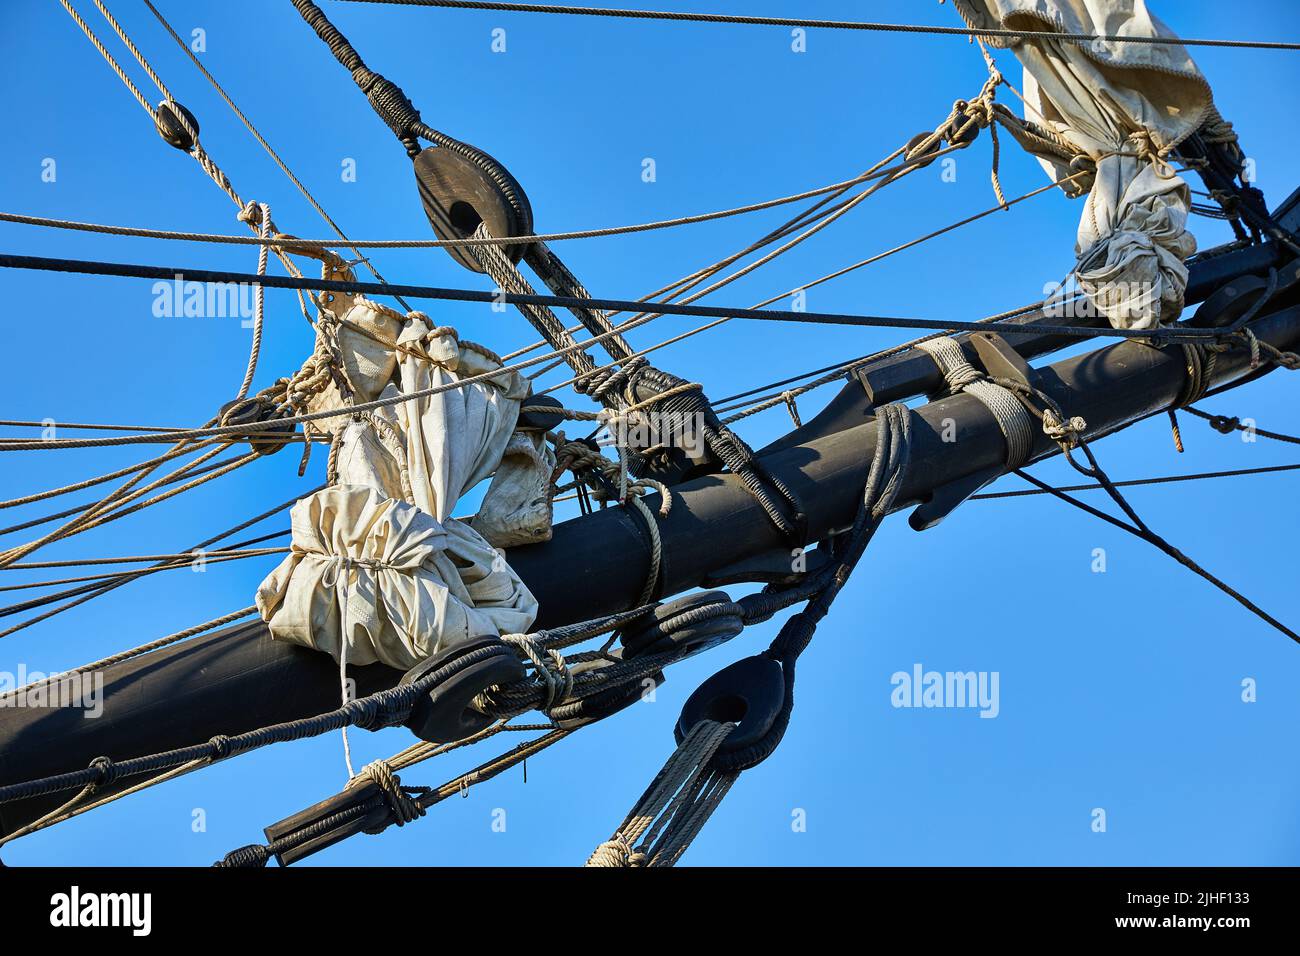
2, 286, 1298, 836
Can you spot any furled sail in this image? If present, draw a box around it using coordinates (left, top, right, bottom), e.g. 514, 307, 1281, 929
255, 287, 548, 671
953, 0, 1213, 329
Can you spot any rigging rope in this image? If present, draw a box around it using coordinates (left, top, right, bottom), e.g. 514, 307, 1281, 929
0, 487, 317, 640
333, 0, 1300, 50
56, 0, 309, 291
972, 461, 1300, 500
0, 246, 1275, 455
587, 402, 915, 865
1014, 453, 1298, 644
587, 719, 737, 867
140, 0, 413, 312
0, 166, 910, 249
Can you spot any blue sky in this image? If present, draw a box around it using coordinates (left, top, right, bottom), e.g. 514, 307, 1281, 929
1, 0, 1298, 866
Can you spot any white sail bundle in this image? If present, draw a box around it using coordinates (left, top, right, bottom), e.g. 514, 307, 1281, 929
954, 0, 1214, 329
255, 293, 549, 671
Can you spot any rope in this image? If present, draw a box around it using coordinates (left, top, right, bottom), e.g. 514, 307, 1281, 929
57, 0, 308, 284
0, 641, 514, 807
546, 135, 972, 358
586, 404, 915, 864
0, 440, 226, 511
0, 167, 904, 249
355, 759, 426, 827
0, 252, 1228, 377
549, 434, 669, 603
0, 549, 284, 594
0, 487, 315, 640
526, 80, 1085, 405
0, 446, 256, 570
140, 0, 413, 312
1183, 407, 1300, 445
468, 222, 601, 379
0, 244, 1239, 455
334, 1, 1300, 50
586, 719, 736, 867
0, 758, 209, 847
0, 606, 258, 702
1013, 440, 1298, 644
235, 201, 271, 400
971, 461, 1300, 500
915, 336, 1036, 467
503, 139, 940, 370
288, 0, 535, 237
0, 542, 286, 569
0, 86, 1004, 463
501, 633, 573, 711
714, 297, 1078, 422
525, 242, 637, 363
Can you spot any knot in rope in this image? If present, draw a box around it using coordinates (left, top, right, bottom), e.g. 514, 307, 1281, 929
1127, 129, 1178, 179
236, 200, 266, 227
1043, 409, 1088, 447
357, 759, 425, 829
502, 633, 574, 712
586, 835, 648, 868
779, 390, 803, 427
208, 734, 233, 759
89, 755, 117, 787
1208, 415, 1242, 435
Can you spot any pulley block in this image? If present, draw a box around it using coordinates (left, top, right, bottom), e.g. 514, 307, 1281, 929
619, 590, 744, 660
154, 100, 200, 152
675, 654, 785, 754
516, 393, 566, 432
413, 146, 532, 273
399, 636, 525, 744
217, 397, 296, 457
